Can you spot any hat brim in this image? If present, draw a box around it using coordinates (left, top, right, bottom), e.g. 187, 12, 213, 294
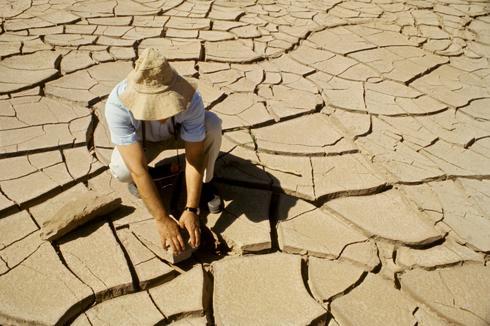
119, 73, 197, 121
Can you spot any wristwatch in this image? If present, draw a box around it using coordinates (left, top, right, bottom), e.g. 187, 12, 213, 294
184, 206, 200, 215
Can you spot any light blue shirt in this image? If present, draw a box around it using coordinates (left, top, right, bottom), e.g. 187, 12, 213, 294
105, 80, 205, 145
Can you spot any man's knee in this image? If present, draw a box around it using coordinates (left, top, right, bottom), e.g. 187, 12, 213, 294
205, 111, 222, 137
109, 162, 133, 183
109, 150, 133, 183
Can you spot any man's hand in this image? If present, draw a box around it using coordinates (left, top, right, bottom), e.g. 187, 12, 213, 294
155, 218, 185, 254
179, 210, 201, 248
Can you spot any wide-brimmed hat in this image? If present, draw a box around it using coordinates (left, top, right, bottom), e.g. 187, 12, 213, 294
119, 48, 196, 120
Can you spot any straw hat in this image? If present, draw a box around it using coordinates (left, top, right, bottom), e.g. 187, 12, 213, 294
119, 48, 196, 120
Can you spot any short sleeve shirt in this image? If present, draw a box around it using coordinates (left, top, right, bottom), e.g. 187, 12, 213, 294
105, 80, 206, 145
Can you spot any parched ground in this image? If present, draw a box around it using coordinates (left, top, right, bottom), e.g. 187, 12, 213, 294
1, 0, 490, 324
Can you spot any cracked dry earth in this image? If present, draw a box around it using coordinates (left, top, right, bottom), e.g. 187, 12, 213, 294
0, 0, 490, 324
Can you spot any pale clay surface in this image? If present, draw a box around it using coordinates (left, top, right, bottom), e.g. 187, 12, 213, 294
0, 0, 489, 324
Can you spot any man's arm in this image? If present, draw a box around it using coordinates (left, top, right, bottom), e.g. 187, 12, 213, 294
179, 140, 205, 248
117, 142, 185, 253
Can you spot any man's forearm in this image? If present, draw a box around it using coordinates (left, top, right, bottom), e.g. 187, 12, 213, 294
132, 170, 170, 221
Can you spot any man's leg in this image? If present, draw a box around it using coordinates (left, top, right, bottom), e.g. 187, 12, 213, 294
109, 142, 173, 185
202, 111, 222, 183
199, 111, 222, 213
109, 147, 133, 183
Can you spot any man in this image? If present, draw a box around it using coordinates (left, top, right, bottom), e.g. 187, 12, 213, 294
105, 48, 222, 255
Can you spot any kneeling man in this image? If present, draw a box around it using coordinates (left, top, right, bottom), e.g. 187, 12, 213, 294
105, 48, 222, 255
